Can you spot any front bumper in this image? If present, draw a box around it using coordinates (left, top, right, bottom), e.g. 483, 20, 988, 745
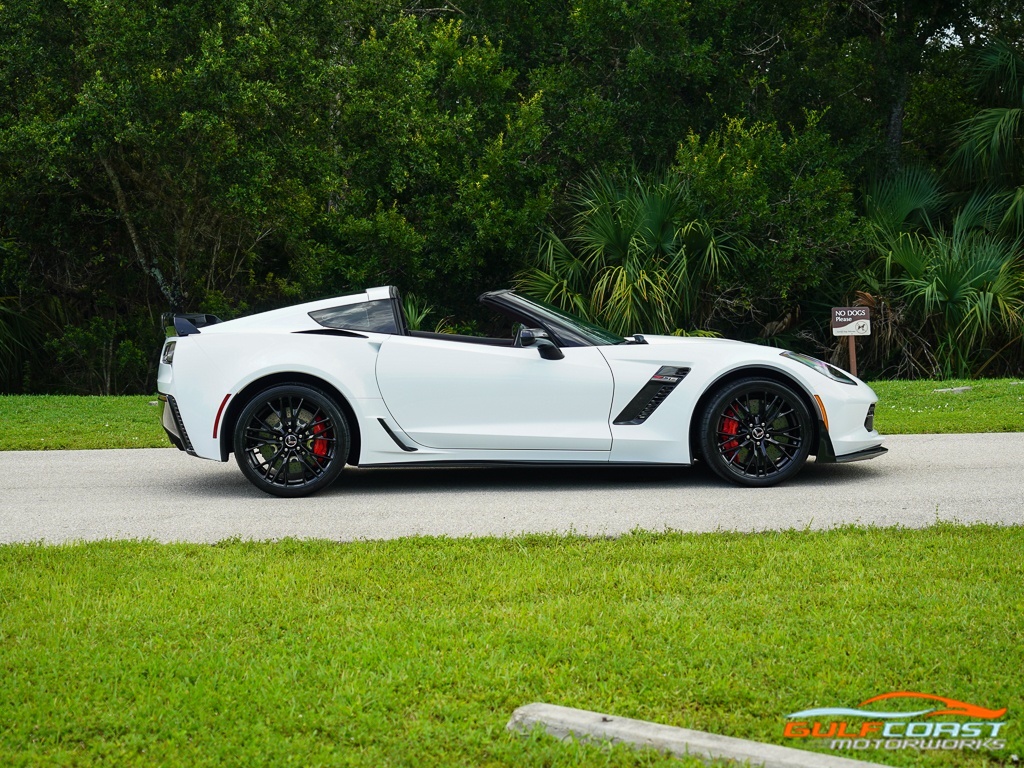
834, 445, 889, 463
815, 417, 887, 464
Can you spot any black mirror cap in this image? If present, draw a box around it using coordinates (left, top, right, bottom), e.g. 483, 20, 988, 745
538, 343, 565, 360
519, 327, 562, 358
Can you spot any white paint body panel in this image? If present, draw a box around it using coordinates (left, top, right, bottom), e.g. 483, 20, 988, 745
376, 336, 613, 450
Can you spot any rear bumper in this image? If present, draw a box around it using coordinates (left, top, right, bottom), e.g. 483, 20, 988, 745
159, 393, 196, 456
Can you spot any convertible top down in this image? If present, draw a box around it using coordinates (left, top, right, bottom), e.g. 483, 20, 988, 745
158, 286, 886, 496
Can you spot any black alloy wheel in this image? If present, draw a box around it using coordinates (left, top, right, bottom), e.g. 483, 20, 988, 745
233, 384, 350, 497
699, 377, 813, 487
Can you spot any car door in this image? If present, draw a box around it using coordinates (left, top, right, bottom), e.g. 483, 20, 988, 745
375, 334, 614, 451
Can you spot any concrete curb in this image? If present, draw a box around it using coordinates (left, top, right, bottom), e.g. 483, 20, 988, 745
507, 703, 891, 768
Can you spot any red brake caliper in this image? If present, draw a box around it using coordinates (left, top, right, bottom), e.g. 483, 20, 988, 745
311, 417, 329, 458
721, 407, 740, 460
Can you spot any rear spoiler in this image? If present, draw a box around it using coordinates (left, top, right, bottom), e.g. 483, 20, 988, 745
166, 313, 222, 337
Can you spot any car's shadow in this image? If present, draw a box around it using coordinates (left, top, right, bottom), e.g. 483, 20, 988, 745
181, 456, 887, 500
339, 462, 710, 493
338, 459, 882, 493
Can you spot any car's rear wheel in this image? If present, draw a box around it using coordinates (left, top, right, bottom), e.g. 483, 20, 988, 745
233, 384, 350, 497
699, 377, 812, 487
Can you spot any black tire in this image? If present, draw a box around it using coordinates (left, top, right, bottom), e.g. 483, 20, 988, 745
233, 384, 350, 497
699, 377, 813, 487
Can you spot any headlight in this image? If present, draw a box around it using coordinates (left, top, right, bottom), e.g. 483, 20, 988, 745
162, 341, 176, 365
780, 351, 855, 385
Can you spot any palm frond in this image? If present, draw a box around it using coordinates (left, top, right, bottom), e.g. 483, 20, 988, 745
998, 185, 1024, 234
972, 38, 1024, 106
865, 167, 943, 237
0, 298, 45, 389
883, 231, 930, 281
951, 106, 1024, 181
953, 189, 1006, 235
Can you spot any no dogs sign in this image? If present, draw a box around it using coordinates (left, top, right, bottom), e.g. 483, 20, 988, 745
831, 307, 871, 336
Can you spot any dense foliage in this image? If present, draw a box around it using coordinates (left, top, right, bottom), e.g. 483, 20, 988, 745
2, 0, 1023, 392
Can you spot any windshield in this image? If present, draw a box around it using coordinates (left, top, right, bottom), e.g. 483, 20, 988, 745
510, 294, 624, 346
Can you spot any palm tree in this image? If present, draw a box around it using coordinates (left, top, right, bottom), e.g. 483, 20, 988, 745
863, 168, 1024, 377
950, 39, 1024, 235
878, 230, 1022, 376
518, 170, 735, 336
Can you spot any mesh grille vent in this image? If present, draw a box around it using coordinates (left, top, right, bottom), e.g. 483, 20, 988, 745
613, 367, 690, 425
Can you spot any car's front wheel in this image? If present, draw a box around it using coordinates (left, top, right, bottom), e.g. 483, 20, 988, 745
233, 384, 350, 497
699, 377, 813, 487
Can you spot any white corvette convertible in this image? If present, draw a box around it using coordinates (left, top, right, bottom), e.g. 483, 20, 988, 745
158, 286, 886, 496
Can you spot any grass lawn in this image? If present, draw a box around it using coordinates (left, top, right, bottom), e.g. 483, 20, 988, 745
1, 526, 1021, 767
0, 395, 166, 450
0, 378, 1021, 452
869, 378, 1024, 434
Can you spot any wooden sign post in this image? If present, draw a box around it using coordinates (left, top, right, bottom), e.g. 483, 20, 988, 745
831, 307, 871, 378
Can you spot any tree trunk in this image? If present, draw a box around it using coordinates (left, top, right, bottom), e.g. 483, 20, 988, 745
99, 154, 184, 311
882, 67, 911, 177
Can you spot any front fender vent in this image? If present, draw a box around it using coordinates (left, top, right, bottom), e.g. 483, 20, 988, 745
614, 366, 690, 425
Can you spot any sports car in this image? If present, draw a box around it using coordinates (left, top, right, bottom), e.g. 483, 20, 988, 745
158, 286, 886, 497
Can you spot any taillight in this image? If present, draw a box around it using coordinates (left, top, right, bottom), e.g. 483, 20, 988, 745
162, 341, 176, 365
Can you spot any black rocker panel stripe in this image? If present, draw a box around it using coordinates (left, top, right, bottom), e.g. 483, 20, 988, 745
613, 366, 691, 425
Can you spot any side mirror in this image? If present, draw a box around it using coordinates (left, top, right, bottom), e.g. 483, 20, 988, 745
519, 328, 564, 360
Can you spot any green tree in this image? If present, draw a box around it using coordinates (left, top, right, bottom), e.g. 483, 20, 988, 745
0, 0, 392, 311
950, 39, 1024, 234
298, 18, 553, 316
458, 0, 754, 177
728, 1, 1024, 177
672, 115, 863, 333
0, 0, 402, 390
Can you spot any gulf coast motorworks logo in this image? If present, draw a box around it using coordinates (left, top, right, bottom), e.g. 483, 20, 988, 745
784, 691, 1008, 752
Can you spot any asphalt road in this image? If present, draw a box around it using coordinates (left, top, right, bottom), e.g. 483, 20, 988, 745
1, 433, 1021, 544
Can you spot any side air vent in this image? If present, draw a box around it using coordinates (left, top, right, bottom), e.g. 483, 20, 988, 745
613, 366, 691, 425
378, 418, 418, 452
